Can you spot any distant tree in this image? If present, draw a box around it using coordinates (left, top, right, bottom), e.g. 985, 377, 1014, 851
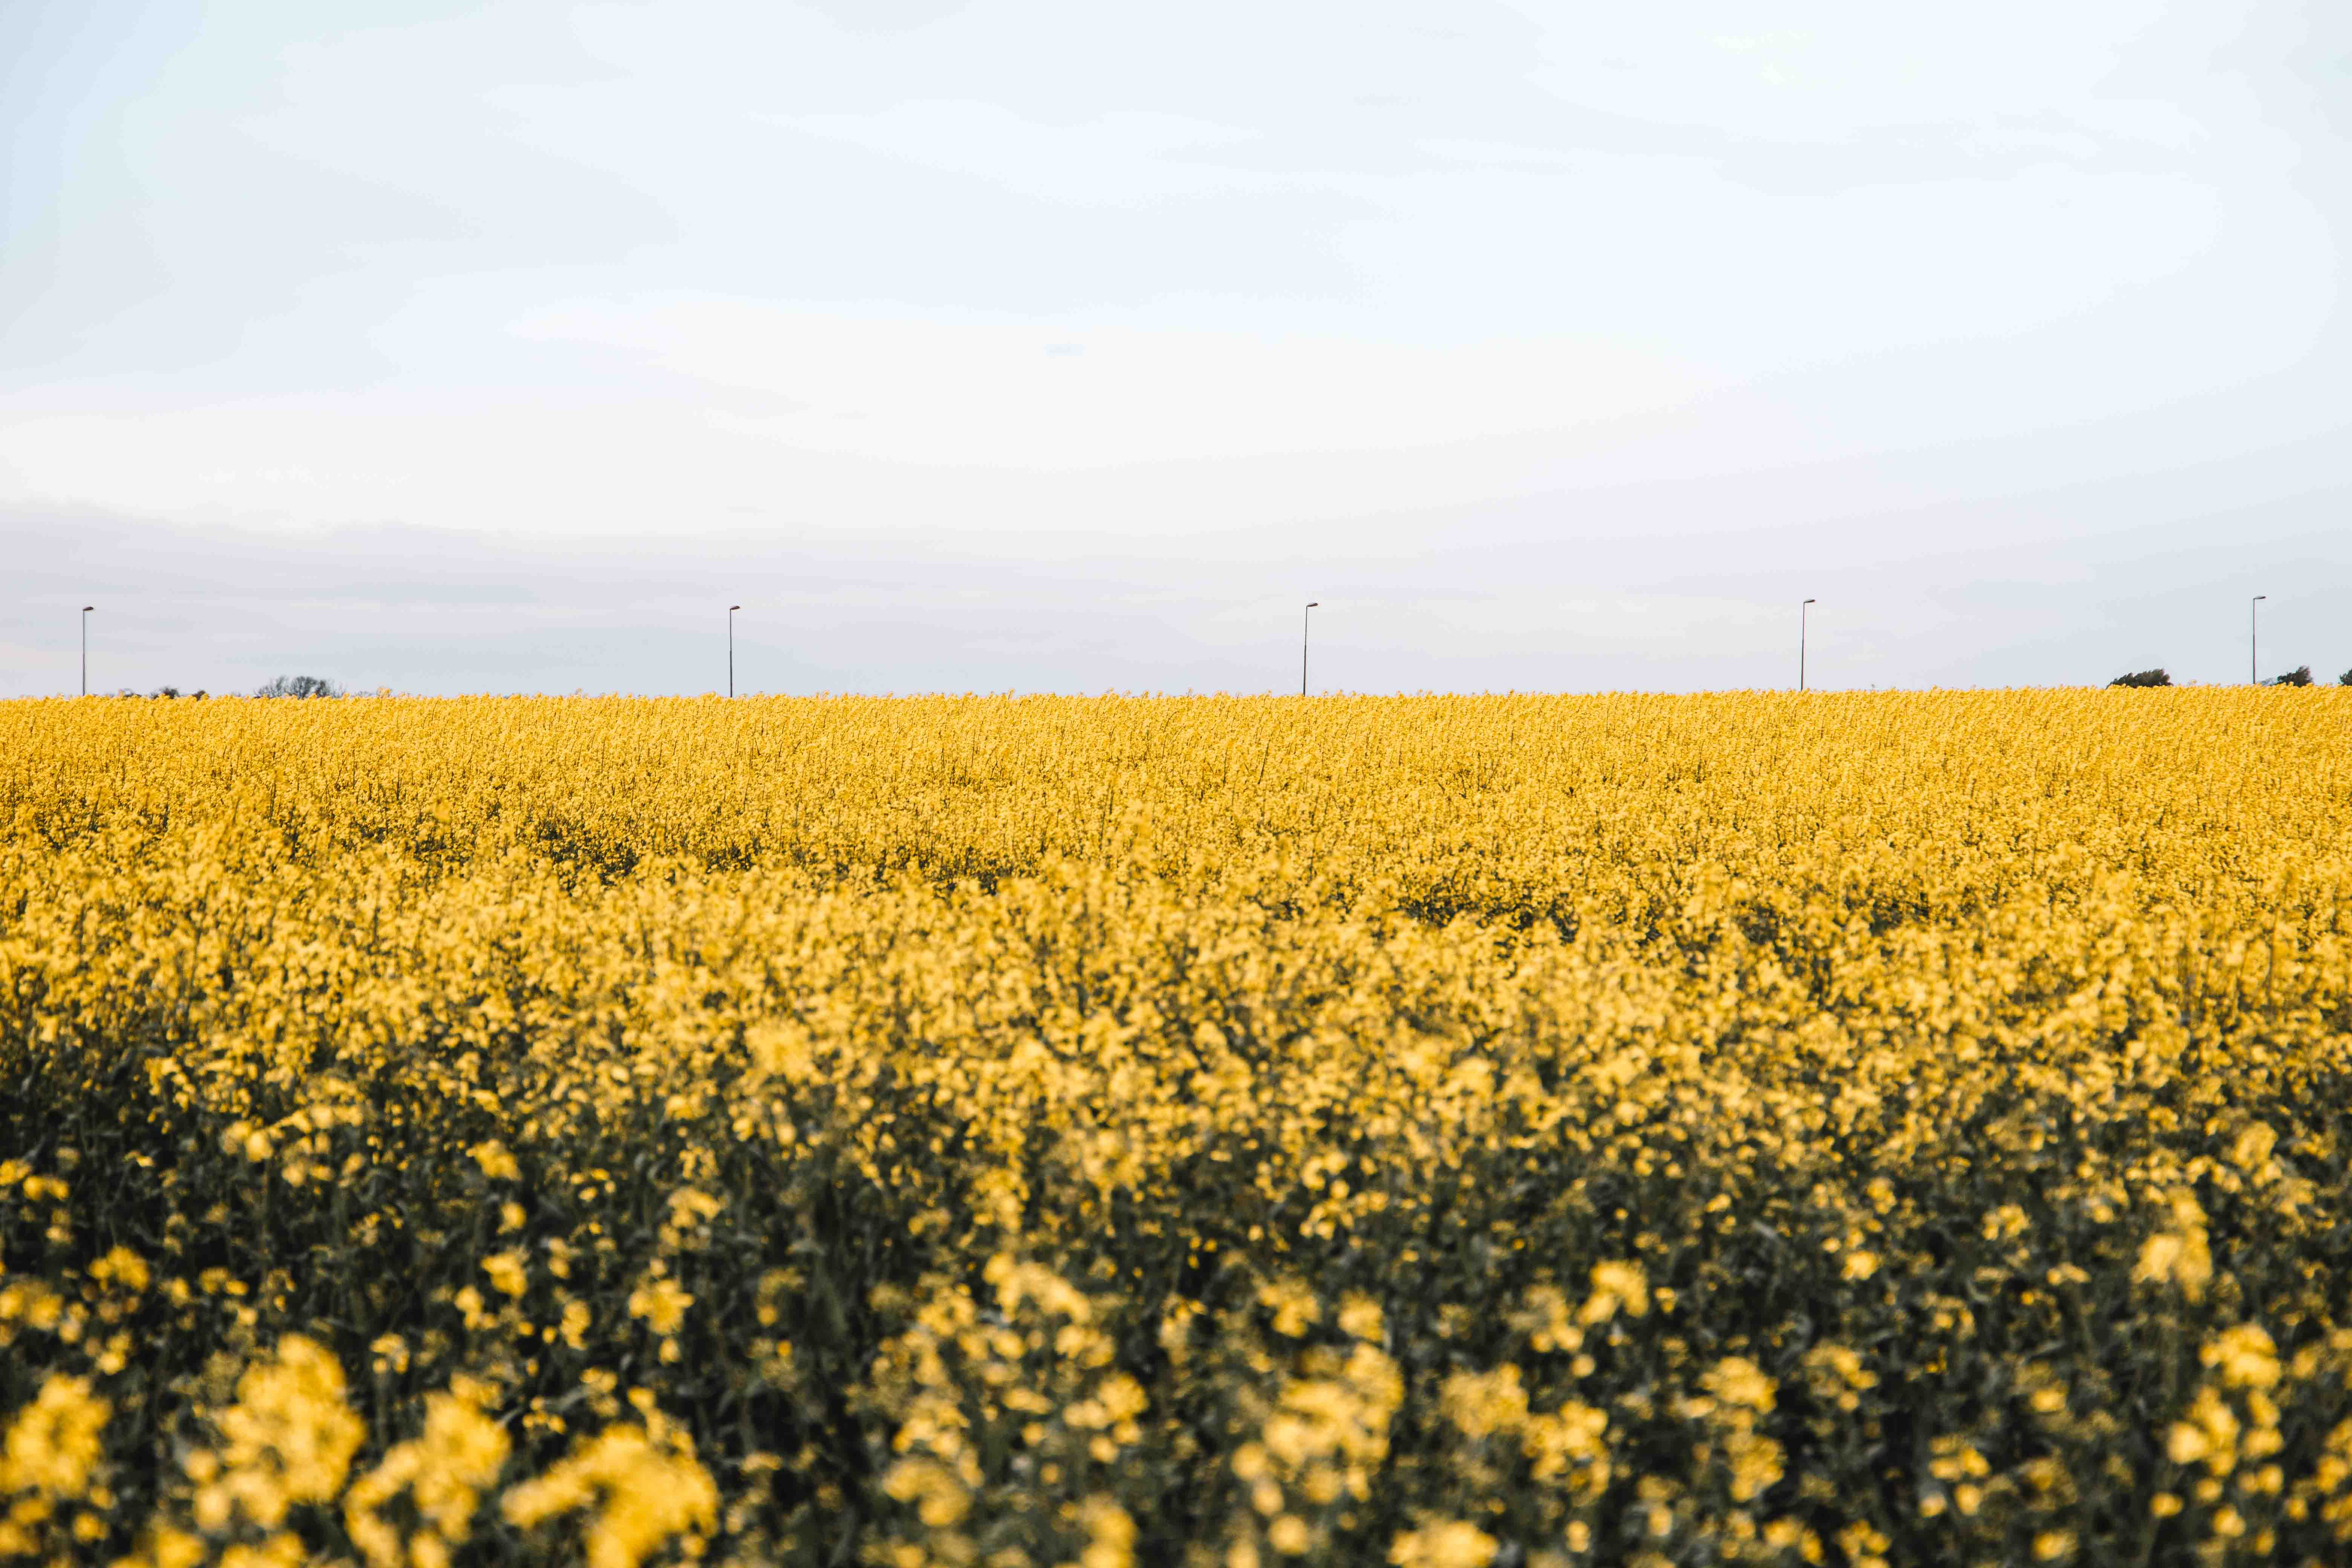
255, 675, 343, 699
2109, 668, 2171, 688
152, 686, 180, 699
2272, 666, 2313, 687
2341, 668, 2352, 687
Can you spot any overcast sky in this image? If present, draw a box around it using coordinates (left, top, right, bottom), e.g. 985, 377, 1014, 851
4, 1, 2348, 695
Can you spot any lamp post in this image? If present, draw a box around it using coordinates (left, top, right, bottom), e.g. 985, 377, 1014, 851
1301, 602, 1319, 697
728, 606, 741, 698
80, 605, 93, 696
1799, 599, 1816, 692
2251, 595, 2265, 685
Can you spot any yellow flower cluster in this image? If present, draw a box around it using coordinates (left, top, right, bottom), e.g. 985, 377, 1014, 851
0, 688, 2349, 1566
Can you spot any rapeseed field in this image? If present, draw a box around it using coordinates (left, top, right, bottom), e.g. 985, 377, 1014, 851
2, 690, 2349, 1568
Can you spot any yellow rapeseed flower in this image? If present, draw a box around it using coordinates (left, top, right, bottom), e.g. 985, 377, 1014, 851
0, 1375, 109, 1499
1389, 1520, 1499, 1568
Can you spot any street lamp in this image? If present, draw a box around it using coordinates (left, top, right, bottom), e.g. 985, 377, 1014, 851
728, 606, 742, 698
2251, 595, 2266, 686
80, 606, 93, 697
1799, 599, 1816, 692
1301, 602, 1319, 697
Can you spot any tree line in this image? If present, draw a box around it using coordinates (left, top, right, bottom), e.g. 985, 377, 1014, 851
2112, 666, 2347, 688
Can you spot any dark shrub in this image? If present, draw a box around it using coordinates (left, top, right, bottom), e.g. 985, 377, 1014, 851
255, 674, 344, 698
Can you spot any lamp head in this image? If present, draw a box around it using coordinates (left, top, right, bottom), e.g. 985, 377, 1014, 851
729, 604, 741, 611
1803, 598, 1816, 605
81, 605, 93, 612
1306, 601, 1319, 608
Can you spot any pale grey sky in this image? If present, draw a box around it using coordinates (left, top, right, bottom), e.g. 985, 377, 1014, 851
3, 1, 2347, 694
